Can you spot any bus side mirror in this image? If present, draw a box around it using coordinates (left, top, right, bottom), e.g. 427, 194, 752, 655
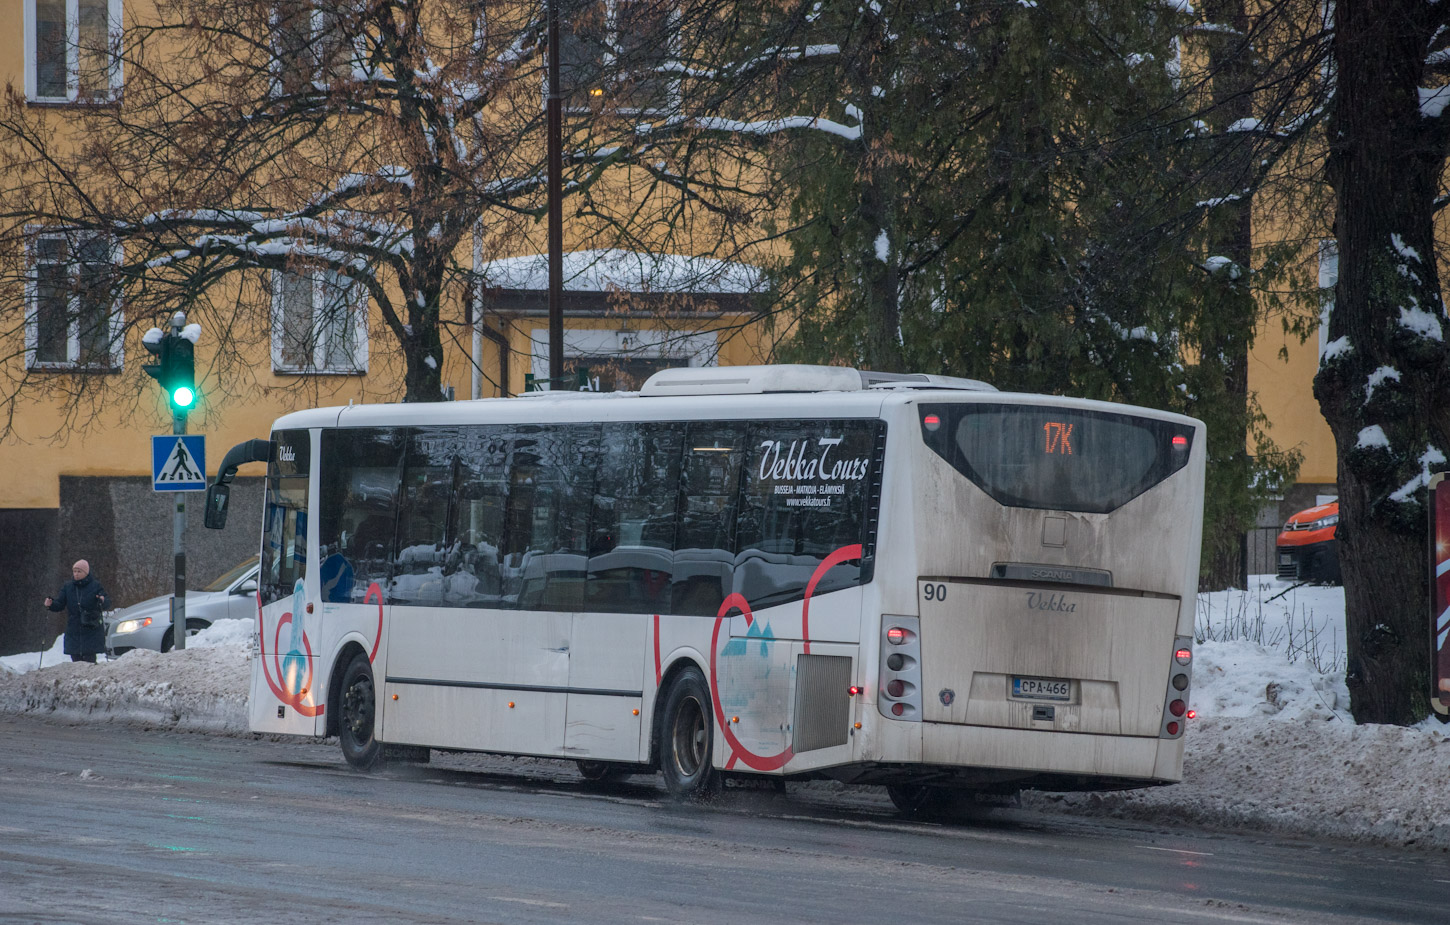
204, 482, 230, 530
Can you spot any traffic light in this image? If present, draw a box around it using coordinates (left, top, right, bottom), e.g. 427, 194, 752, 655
142, 324, 198, 414
168, 336, 196, 410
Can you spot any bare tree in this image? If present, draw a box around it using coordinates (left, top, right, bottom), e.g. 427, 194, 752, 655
0, 0, 570, 428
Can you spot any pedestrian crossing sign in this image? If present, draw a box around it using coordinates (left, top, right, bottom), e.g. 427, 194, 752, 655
152, 435, 207, 492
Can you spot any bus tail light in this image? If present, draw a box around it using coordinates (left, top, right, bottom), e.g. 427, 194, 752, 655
878, 616, 923, 722
1160, 635, 1194, 739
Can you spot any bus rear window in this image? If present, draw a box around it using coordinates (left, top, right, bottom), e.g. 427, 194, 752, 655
918, 403, 1193, 514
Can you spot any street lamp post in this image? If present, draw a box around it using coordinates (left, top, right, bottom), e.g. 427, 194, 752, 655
546, 0, 564, 386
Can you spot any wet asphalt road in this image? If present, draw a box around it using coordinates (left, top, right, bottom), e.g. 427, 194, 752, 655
0, 714, 1444, 925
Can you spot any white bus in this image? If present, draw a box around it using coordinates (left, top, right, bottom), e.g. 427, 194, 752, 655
229, 364, 1205, 811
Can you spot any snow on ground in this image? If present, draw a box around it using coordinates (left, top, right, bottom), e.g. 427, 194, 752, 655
2, 581, 1447, 851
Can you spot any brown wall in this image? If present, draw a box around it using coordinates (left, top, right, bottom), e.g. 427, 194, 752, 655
0, 476, 264, 656
0, 509, 61, 654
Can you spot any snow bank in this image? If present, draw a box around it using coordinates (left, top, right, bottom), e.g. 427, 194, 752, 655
0, 619, 252, 733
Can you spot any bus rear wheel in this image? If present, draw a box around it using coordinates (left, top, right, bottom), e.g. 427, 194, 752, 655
339, 653, 383, 771
886, 783, 950, 817
659, 667, 718, 800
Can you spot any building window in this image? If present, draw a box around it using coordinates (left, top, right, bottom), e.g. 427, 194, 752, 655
272, 269, 369, 374
1316, 239, 1338, 360
25, 0, 123, 103
25, 231, 123, 370
528, 327, 716, 391
558, 0, 677, 114
272, 1, 352, 96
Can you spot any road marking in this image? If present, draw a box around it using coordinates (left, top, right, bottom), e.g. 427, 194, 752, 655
1136, 845, 1214, 856
489, 896, 568, 909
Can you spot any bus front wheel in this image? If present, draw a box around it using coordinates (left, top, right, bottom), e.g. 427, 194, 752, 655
659, 667, 718, 800
339, 653, 383, 771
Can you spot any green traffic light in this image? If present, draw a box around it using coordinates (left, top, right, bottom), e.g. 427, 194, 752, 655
172, 386, 196, 408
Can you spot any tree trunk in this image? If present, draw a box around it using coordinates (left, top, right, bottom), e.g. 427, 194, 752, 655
401, 316, 445, 403
859, 167, 902, 372
1199, 0, 1257, 591
1320, 0, 1450, 723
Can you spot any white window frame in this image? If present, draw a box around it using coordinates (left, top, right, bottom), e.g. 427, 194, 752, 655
270, 1, 354, 95
23, 0, 124, 104
24, 228, 125, 371
528, 327, 716, 390
271, 268, 370, 375
554, 0, 680, 117
1317, 239, 1338, 359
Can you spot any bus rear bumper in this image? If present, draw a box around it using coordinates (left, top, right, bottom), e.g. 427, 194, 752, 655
821, 722, 1184, 791
924, 721, 1181, 787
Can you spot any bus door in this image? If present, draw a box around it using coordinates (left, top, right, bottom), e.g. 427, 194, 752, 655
251, 428, 322, 736
378, 426, 580, 756
565, 423, 679, 762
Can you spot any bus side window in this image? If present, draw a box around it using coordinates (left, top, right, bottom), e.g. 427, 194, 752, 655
393, 432, 457, 606
499, 425, 599, 612
734, 420, 876, 609
454, 432, 508, 608
318, 428, 403, 603
674, 423, 745, 616
587, 423, 681, 614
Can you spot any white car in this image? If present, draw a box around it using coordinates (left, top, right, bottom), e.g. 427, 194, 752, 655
106, 556, 258, 654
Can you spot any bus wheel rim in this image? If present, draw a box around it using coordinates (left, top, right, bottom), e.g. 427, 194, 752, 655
674, 696, 705, 777
345, 675, 373, 739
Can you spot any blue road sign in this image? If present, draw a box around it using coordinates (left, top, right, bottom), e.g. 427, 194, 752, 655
152, 435, 207, 492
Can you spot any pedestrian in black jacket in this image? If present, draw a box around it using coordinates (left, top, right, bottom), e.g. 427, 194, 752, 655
44, 560, 109, 663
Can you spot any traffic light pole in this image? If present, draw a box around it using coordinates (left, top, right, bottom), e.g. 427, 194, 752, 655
148, 310, 196, 651
172, 408, 188, 651
170, 316, 188, 652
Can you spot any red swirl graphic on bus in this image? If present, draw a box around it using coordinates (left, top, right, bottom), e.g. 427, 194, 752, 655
258, 582, 385, 718
707, 544, 863, 772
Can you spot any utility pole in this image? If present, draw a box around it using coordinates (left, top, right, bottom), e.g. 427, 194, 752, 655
546, 0, 564, 387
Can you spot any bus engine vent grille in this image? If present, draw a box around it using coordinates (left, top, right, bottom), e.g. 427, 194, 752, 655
792, 655, 853, 752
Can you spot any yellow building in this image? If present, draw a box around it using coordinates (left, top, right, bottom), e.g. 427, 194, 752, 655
0, 1, 782, 653
0, 1, 1337, 653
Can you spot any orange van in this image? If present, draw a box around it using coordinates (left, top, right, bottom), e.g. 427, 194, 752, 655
1275, 500, 1340, 583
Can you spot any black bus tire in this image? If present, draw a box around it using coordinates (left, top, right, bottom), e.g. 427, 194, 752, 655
659, 666, 719, 800
338, 652, 383, 771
